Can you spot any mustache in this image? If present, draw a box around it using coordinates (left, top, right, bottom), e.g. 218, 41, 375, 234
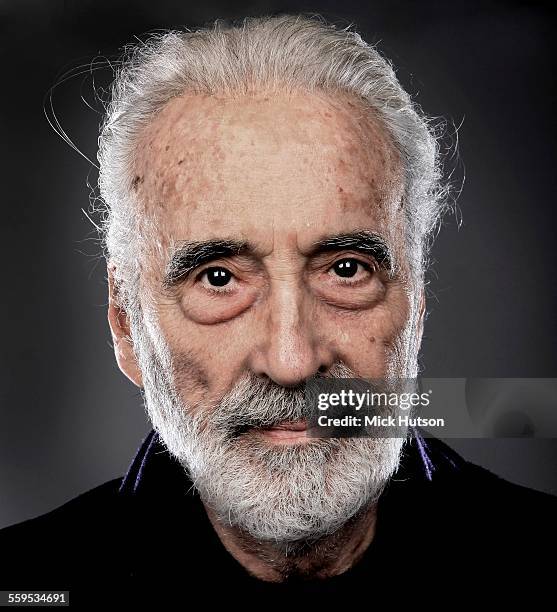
206, 362, 357, 437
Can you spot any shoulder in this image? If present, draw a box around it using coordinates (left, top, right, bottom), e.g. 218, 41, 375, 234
0, 477, 123, 540
459, 460, 557, 533
0, 477, 124, 586
435, 439, 556, 508
405, 436, 557, 531
385, 437, 557, 591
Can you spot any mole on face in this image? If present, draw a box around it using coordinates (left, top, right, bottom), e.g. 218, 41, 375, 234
131, 174, 144, 191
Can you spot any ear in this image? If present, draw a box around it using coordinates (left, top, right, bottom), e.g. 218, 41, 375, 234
107, 263, 143, 388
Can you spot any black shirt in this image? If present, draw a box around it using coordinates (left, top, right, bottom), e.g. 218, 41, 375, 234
1, 430, 555, 607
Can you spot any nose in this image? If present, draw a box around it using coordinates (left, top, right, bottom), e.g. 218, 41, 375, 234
249, 281, 336, 387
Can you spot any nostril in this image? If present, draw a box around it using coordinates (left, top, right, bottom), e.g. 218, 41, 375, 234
317, 365, 327, 373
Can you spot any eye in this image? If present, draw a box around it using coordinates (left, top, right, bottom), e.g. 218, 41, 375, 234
330, 257, 373, 281
200, 266, 233, 288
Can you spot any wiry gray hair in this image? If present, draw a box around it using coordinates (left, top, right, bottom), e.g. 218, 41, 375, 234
97, 13, 450, 314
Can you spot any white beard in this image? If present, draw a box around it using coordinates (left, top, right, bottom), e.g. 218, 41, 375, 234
131, 310, 407, 546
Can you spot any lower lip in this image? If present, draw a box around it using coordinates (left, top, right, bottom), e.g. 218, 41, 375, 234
258, 421, 309, 443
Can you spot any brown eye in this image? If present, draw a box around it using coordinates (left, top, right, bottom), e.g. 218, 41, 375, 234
203, 267, 233, 287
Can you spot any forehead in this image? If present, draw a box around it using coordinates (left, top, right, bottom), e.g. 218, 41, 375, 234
132, 89, 403, 257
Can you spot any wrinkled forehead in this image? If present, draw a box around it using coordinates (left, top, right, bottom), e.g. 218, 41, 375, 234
130, 89, 405, 263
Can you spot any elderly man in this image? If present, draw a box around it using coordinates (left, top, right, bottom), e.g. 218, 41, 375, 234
1, 14, 555, 605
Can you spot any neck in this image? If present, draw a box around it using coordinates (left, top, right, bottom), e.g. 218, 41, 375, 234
203, 501, 378, 582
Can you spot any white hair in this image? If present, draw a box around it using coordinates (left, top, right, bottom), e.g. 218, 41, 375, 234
96, 13, 449, 314
130, 306, 405, 548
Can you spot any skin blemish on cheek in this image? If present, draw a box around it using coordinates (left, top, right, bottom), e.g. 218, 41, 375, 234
132, 175, 144, 191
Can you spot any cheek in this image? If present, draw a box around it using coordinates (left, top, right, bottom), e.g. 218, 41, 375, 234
326, 293, 412, 372
143, 304, 210, 396
154, 304, 250, 399
170, 351, 211, 395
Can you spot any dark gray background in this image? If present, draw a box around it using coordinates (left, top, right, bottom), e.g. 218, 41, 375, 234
1, 0, 556, 529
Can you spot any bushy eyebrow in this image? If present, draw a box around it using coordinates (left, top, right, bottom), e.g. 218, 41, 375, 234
162, 230, 394, 289
162, 239, 251, 289
309, 230, 394, 274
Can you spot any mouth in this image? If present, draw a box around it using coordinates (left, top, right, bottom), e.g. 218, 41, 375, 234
256, 419, 309, 444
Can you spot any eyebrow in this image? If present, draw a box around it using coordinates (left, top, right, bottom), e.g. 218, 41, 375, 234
162, 230, 394, 289
309, 230, 394, 274
163, 239, 250, 289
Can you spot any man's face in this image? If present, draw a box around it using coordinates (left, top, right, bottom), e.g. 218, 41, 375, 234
132, 89, 416, 399
112, 89, 424, 545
